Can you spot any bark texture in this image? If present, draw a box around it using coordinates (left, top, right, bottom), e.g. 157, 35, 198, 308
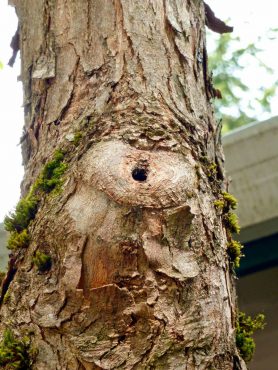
1, 1, 247, 369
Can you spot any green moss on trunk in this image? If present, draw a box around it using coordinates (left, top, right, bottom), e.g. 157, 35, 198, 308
32, 251, 52, 272
236, 312, 265, 362
0, 329, 35, 369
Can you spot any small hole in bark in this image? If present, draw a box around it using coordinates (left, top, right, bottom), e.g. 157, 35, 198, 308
130, 313, 138, 326
118, 334, 126, 342
132, 167, 148, 182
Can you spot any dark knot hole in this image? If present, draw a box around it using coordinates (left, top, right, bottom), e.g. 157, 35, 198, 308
132, 167, 148, 182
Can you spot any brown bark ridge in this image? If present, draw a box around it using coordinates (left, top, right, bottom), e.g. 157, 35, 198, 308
2, 1, 247, 369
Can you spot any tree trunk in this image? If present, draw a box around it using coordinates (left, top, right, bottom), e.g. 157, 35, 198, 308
1, 1, 247, 369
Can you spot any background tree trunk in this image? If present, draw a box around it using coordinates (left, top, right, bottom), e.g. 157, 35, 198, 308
1, 1, 247, 369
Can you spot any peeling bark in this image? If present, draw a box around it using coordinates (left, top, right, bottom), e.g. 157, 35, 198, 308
1, 1, 247, 369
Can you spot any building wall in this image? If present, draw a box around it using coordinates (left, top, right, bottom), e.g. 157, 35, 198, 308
223, 116, 278, 242
223, 117, 278, 370
237, 267, 278, 370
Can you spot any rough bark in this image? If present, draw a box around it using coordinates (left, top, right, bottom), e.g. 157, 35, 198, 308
1, 1, 247, 369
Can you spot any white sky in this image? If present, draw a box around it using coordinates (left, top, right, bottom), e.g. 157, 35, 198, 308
0, 2, 23, 222
0, 0, 277, 221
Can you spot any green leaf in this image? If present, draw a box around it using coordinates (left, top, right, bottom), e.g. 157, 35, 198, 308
208, 29, 278, 132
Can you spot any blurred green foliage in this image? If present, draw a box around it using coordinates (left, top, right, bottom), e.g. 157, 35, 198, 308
208, 29, 278, 133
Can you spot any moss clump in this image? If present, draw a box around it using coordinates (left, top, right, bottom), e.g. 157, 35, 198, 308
33, 251, 52, 272
3, 290, 10, 304
4, 150, 67, 253
224, 212, 240, 234
7, 229, 30, 250
73, 131, 83, 146
222, 191, 238, 210
4, 194, 36, 250
227, 240, 243, 268
214, 192, 238, 213
0, 329, 34, 369
214, 199, 225, 209
4, 195, 38, 233
236, 312, 265, 362
207, 163, 217, 179
36, 150, 67, 193
200, 156, 219, 180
